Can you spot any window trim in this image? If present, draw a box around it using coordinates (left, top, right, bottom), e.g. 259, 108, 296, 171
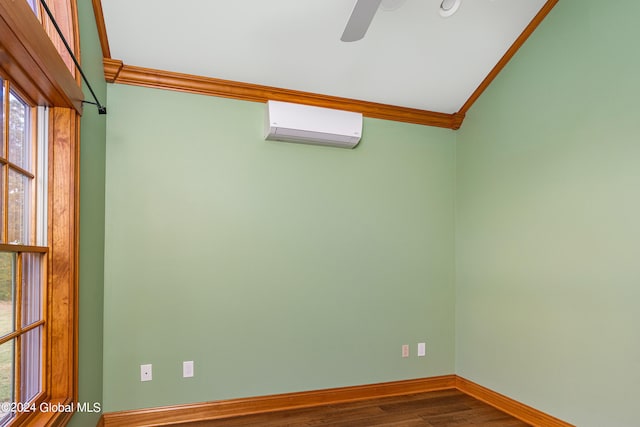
0, 103, 79, 427
0, 0, 81, 425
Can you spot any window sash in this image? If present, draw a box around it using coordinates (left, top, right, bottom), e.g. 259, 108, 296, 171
0, 73, 48, 427
0, 247, 47, 427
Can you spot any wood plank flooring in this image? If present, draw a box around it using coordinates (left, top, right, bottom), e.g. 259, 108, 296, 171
172, 389, 531, 426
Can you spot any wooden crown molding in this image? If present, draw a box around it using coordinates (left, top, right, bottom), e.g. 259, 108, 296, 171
91, 0, 111, 58
102, 59, 463, 130
103, 57, 123, 82
100, 375, 574, 427
457, 0, 558, 115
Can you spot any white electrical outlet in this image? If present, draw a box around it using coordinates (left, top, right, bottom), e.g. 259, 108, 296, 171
402, 344, 409, 358
140, 364, 152, 382
417, 342, 426, 357
183, 361, 194, 378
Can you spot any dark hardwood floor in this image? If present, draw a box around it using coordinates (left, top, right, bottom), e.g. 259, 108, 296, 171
172, 389, 530, 426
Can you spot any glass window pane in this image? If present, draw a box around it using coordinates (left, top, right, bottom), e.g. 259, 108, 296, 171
9, 90, 32, 172
21, 326, 42, 403
8, 171, 31, 245
0, 339, 15, 424
22, 253, 43, 327
0, 253, 16, 338
26, 0, 38, 14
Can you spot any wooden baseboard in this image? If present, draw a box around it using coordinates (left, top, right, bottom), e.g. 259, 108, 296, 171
456, 376, 574, 427
100, 375, 573, 427
101, 375, 456, 427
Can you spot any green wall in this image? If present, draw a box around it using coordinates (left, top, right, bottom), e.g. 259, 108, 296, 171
102, 85, 456, 411
455, 1, 640, 426
68, 1, 107, 426
94, 1, 640, 424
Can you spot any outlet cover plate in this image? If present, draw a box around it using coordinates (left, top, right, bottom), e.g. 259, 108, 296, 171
141, 364, 152, 382
402, 344, 409, 358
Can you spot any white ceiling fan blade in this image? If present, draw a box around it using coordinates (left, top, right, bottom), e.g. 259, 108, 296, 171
340, 0, 383, 42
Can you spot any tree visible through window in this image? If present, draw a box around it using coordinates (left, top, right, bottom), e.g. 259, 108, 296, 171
0, 78, 47, 427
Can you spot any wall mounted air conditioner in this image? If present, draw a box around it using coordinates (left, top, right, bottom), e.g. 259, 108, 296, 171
264, 100, 362, 149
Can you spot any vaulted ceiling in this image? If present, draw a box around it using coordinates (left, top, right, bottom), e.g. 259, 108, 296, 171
95, 0, 556, 128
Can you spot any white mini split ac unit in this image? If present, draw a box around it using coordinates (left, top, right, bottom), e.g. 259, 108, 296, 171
264, 100, 363, 149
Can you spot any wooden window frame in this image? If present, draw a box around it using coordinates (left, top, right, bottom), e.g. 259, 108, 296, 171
0, 245, 49, 425
0, 0, 82, 113
0, 0, 81, 425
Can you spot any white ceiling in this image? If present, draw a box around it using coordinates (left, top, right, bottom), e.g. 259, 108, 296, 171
101, 0, 548, 114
